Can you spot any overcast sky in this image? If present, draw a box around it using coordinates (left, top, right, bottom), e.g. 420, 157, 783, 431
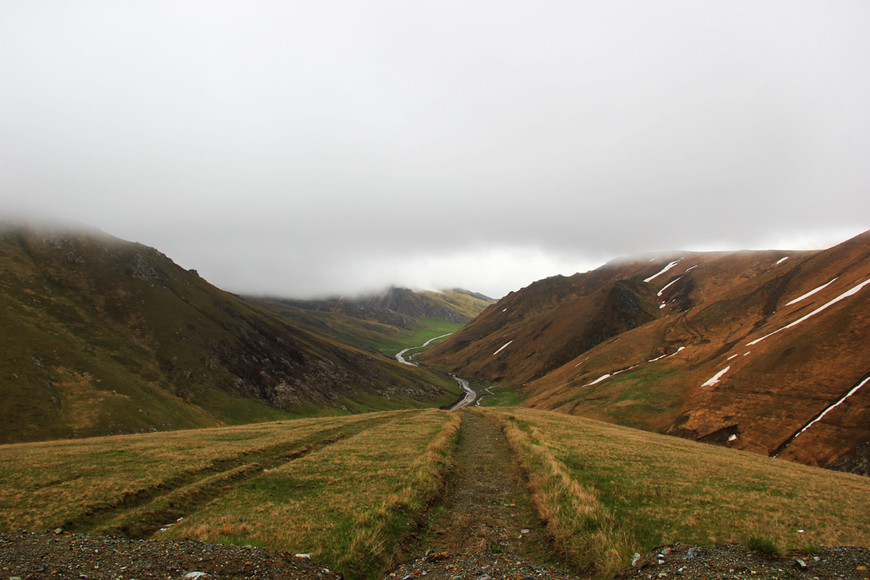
2, 1, 869, 298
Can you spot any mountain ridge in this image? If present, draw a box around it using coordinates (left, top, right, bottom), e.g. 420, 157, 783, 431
0, 225, 461, 443
421, 230, 870, 474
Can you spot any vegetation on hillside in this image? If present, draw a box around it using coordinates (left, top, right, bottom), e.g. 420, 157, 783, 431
494, 408, 870, 577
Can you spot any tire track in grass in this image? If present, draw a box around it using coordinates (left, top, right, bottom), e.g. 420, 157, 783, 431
159, 410, 461, 579
393, 409, 580, 578
62, 413, 409, 536
94, 431, 353, 539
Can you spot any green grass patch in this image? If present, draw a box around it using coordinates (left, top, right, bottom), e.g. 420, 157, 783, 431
745, 536, 782, 557
476, 383, 525, 407
377, 318, 465, 358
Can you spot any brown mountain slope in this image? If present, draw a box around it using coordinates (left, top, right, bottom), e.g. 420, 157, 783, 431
421, 231, 870, 473
0, 225, 459, 443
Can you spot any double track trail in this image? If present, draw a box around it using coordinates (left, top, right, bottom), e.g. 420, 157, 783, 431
388, 409, 582, 578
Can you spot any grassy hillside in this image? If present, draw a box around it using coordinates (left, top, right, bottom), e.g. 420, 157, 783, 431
250, 288, 494, 357
2, 408, 867, 578
492, 408, 870, 576
0, 225, 461, 443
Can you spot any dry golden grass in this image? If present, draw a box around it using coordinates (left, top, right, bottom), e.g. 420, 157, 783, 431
492, 408, 870, 578
0, 413, 385, 531
162, 409, 460, 579
500, 416, 632, 577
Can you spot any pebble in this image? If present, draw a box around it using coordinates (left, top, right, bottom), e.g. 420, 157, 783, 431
795, 558, 808, 570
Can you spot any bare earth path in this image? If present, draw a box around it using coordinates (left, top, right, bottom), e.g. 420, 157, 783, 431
386, 410, 584, 579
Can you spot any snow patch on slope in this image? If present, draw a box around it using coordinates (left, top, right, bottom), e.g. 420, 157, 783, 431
657, 276, 682, 297
648, 346, 685, 362
747, 278, 870, 346
645, 259, 683, 283
778, 375, 870, 454
785, 278, 838, 306
493, 341, 513, 356
586, 374, 612, 386
702, 366, 731, 387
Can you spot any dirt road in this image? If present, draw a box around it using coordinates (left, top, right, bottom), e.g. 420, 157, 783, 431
388, 410, 582, 578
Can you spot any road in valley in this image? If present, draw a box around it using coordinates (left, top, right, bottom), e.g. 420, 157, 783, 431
395, 333, 453, 366
449, 376, 476, 410
394, 334, 477, 410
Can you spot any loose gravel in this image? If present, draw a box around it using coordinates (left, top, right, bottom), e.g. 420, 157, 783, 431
0, 529, 339, 579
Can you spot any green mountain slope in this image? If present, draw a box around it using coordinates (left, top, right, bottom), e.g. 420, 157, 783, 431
0, 225, 460, 443
250, 287, 494, 357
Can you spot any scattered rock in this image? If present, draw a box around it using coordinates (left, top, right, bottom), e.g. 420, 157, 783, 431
0, 530, 340, 579
387, 551, 583, 579
612, 543, 870, 580
795, 558, 808, 570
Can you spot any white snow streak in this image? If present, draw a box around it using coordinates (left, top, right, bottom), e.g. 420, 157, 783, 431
684, 264, 699, 273
645, 259, 682, 283
785, 278, 838, 306
726, 354, 738, 361
657, 276, 683, 297
789, 376, 870, 444
648, 346, 685, 362
586, 374, 611, 386
776, 256, 790, 265
701, 366, 731, 387
747, 278, 870, 346
493, 340, 513, 356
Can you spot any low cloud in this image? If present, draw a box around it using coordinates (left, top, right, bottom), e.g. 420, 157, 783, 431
2, 2, 868, 298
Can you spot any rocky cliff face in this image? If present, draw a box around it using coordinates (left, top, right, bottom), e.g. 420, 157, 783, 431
422, 231, 870, 474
